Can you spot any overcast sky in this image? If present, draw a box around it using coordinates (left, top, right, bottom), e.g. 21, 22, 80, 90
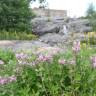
31, 0, 96, 17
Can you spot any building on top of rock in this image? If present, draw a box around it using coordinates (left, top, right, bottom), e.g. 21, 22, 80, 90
32, 8, 67, 19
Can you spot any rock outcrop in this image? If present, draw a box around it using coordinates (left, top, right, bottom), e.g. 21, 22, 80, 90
39, 33, 70, 45
32, 18, 60, 36
67, 19, 92, 33
32, 17, 92, 36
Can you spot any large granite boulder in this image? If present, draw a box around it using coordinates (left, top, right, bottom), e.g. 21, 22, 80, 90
67, 19, 92, 33
32, 18, 60, 36
39, 33, 71, 47
32, 17, 92, 36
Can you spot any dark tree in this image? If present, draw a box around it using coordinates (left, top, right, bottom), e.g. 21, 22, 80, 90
86, 3, 96, 31
86, 3, 95, 18
0, 0, 45, 32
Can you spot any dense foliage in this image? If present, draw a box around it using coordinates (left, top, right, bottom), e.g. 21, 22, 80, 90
86, 3, 95, 18
86, 3, 96, 31
0, 42, 96, 95
0, 0, 33, 32
0, 0, 45, 32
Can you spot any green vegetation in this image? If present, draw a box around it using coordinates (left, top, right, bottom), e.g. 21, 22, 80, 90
86, 3, 96, 31
81, 37, 96, 45
0, 0, 34, 32
80, 32, 96, 46
0, 0, 46, 40
0, 46, 96, 95
0, 31, 37, 40
86, 3, 95, 18
0, 0, 46, 32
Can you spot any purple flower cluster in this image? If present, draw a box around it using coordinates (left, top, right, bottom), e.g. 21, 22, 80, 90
15, 53, 27, 59
16, 53, 29, 65
0, 75, 16, 85
0, 60, 4, 65
37, 54, 53, 62
91, 56, 96, 68
58, 59, 76, 65
72, 40, 80, 53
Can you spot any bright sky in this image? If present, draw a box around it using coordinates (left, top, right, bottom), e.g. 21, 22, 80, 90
31, 0, 96, 17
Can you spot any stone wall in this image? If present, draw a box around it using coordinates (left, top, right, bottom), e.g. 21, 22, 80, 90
33, 8, 67, 18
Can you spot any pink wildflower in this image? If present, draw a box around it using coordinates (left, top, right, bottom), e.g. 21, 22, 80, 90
58, 59, 66, 65
15, 53, 27, 59
37, 54, 52, 62
91, 56, 96, 68
0, 78, 7, 85
17, 60, 27, 65
0, 60, 4, 65
0, 75, 17, 85
72, 40, 80, 53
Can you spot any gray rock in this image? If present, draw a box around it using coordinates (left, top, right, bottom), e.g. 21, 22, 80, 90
59, 25, 68, 35
32, 18, 60, 36
32, 17, 92, 36
0, 40, 66, 55
67, 19, 92, 33
0, 40, 50, 52
39, 33, 69, 46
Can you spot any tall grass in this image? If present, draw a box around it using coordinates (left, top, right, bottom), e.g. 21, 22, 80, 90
81, 32, 96, 47
0, 31, 37, 40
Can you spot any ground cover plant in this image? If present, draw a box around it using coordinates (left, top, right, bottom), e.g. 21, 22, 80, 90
0, 41, 96, 96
